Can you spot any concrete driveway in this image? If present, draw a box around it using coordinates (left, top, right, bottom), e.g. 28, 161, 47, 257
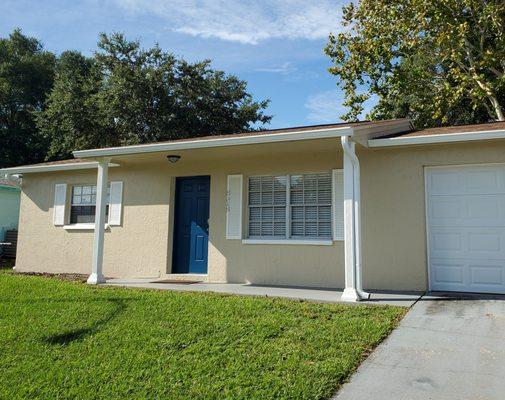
335, 293, 505, 400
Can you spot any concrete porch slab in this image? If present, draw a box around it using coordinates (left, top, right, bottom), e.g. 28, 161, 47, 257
102, 278, 423, 307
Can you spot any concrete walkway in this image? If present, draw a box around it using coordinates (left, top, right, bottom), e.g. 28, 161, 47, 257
103, 278, 422, 307
334, 293, 505, 400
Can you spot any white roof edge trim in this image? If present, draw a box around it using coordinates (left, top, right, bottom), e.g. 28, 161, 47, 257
73, 126, 355, 158
368, 129, 505, 147
0, 162, 120, 174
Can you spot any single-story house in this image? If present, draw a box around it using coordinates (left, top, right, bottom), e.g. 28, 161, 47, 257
2, 118, 505, 300
0, 179, 20, 256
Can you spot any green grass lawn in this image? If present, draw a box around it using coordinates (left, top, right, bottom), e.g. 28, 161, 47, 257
0, 272, 405, 399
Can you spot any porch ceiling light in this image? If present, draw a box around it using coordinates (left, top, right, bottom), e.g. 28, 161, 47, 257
167, 155, 181, 163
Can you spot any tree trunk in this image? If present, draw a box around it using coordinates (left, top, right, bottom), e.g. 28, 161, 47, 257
474, 77, 505, 121
488, 95, 505, 121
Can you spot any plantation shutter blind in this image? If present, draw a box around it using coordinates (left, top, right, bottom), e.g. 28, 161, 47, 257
108, 181, 123, 226
226, 175, 243, 239
53, 184, 67, 226
248, 175, 287, 238
332, 169, 344, 240
290, 174, 332, 238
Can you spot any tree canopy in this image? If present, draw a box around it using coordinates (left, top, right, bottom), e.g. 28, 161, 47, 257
325, 0, 505, 127
0, 29, 55, 168
38, 33, 271, 160
0, 30, 270, 167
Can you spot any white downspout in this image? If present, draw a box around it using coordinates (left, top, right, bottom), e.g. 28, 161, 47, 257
341, 136, 370, 300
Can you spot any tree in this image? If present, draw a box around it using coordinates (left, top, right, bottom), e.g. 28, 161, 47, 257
39, 33, 271, 159
0, 29, 55, 168
325, 0, 505, 127
38, 51, 106, 160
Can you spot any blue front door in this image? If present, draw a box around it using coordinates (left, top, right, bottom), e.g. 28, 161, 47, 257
172, 176, 210, 274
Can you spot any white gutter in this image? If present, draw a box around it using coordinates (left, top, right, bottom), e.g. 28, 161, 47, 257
0, 161, 119, 175
369, 128, 505, 147
73, 126, 354, 158
341, 136, 370, 301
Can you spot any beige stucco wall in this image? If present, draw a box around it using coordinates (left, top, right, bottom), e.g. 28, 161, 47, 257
360, 140, 505, 291
15, 139, 345, 288
15, 138, 505, 291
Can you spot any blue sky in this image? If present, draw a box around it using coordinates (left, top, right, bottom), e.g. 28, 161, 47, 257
0, 0, 370, 129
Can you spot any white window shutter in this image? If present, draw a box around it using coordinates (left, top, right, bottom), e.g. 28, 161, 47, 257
332, 170, 344, 240
108, 181, 123, 226
226, 175, 243, 239
53, 184, 67, 226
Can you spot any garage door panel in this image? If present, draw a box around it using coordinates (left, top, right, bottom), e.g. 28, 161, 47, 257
427, 166, 505, 195
464, 169, 500, 192
469, 264, 504, 286
431, 260, 465, 284
429, 198, 462, 220
430, 228, 505, 260
428, 171, 463, 194
429, 195, 505, 227
427, 165, 505, 295
468, 231, 503, 253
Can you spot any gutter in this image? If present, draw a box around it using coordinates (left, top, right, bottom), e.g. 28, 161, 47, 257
73, 127, 354, 158
0, 162, 119, 175
368, 129, 505, 147
341, 136, 370, 301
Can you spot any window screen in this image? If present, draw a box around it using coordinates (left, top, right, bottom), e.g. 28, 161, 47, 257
248, 173, 332, 239
70, 185, 110, 224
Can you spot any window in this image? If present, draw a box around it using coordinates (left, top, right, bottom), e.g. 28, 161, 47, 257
70, 185, 110, 224
248, 173, 332, 239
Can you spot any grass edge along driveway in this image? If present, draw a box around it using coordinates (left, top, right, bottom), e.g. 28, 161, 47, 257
0, 272, 406, 400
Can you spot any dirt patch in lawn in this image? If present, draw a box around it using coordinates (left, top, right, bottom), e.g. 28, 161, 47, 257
13, 271, 91, 283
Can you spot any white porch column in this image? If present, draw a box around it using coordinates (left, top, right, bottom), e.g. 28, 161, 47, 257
87, 157, 110, 284
341, 138, 360, 301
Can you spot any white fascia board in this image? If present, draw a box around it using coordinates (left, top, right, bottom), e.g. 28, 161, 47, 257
368, 129, 505, 148
0, 162, 119, 174
72, 126, 354, 158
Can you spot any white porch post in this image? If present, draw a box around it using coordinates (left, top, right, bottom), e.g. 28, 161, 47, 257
341, 138, 360, 301
87, 157, 110, 285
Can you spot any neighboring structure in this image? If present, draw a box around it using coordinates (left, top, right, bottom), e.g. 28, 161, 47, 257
0, 179, 20, 256
2, 119, 505, 300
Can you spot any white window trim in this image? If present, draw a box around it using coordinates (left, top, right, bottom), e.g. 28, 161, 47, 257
246, 172, 335, 242
63, 223, 110, 231
242, 239, 333, 246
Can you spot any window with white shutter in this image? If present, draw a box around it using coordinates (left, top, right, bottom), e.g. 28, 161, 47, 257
247, 172, 334, 240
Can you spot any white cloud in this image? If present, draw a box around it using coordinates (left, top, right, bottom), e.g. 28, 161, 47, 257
305, 90, 378, 123
256, 62, 297, 75
113, 0, 343, 45
305, 90, 345, 123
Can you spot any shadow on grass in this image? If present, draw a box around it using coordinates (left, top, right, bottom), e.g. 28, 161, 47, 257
44, 298, 128, 345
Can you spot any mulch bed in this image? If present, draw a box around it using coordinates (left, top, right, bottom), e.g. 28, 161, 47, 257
11, 271, 90, 283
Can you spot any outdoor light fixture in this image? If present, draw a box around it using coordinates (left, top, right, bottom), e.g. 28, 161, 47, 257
167, 155, 181, 163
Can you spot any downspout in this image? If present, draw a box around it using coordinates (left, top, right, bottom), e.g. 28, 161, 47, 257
341, 136, 370, 300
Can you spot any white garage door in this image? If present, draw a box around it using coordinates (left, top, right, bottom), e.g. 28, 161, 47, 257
426, 164, 505, 294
